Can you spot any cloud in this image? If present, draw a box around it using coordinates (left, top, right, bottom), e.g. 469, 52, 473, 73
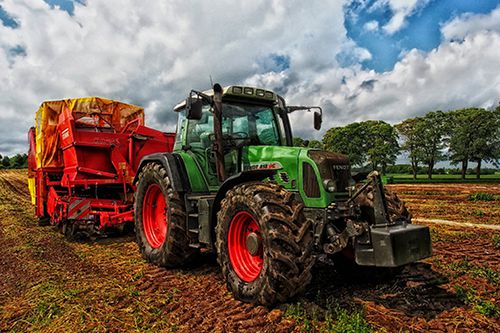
297, 31, 500, 133
374, 0, 429, 35
363, 20, 379, 32
0, 0, 350, 155
0, 0, 499, 155
442, 5, 500, 41
244, 6, 500, 139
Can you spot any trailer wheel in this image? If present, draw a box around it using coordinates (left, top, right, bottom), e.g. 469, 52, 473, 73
61, 221, 78, 241
135, 163, 197, 267
38, 217, 51, 226
216, 182, 314, 305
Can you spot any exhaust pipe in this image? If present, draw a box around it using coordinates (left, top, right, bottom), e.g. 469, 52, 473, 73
212, 83, 226, 182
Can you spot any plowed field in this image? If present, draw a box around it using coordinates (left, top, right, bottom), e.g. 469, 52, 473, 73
0, 170, 499, 332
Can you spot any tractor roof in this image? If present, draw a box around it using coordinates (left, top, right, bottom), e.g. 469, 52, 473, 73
173, 85, 279, 111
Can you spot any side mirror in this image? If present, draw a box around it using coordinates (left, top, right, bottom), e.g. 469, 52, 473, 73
186, 97, 203, 120
314, 111, 322, 130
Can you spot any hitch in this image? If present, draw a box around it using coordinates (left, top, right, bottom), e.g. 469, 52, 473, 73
347, 171, 391, 226
350, 172, 432, 267
368, 171, 391, 226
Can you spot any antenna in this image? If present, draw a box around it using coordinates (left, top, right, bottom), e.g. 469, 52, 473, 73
209, 75, 214, 87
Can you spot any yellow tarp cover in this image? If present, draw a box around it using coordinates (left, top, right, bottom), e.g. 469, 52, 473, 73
35, 97, 144, 168
28, 178, 36, 204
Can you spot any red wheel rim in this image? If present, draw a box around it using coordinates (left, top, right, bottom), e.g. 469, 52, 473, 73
228, 211, 263, 282
142, 184, 167, 249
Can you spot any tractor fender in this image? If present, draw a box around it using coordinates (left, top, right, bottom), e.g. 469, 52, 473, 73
210, 169, 276, 232
134, 153, 190, 193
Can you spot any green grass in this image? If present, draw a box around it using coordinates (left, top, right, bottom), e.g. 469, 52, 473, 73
492, 235, 500, 249
454, 285, 500, 318
386, 173, 500, 184
284, 302, 373, 333
468, 192, 497, 201
447, 257, 499, 285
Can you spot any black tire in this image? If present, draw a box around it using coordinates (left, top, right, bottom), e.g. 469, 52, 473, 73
134, 163, 197, 267
216, 182, 315, 306
62, 221, 77, 241
38, 217, 51, 226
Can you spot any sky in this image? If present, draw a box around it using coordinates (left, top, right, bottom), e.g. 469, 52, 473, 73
1, 0, 500, 158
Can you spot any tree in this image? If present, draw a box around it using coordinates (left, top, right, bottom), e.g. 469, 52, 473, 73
448, 108, 499, 179
293, 137, 305, 147
364, 120, 400, 174
11, 153, 28, 168
323, 122, 367, 167
418, 111, 447, 179
396, 118, 425, 180
448, 109, 470, 179
293, 137, 324, 149
308, 140, 324, 149
468, 108, 500, 178
2, 156, 10, 168
323, 121, 399, 173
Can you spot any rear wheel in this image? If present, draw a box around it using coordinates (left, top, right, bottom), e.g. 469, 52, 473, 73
135, 163, 197, 267
216, 182, 314, 305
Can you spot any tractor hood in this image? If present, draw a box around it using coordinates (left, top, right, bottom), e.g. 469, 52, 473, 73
244, 146, 351, 208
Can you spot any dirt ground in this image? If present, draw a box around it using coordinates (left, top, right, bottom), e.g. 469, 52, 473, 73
0, 169, 498, 332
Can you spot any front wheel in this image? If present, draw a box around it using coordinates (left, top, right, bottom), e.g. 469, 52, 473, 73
216, 182, 315, 306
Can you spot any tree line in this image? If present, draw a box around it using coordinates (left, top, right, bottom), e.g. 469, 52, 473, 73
295, 106, 500, 179
2, 106, 499, 178
0, 153, 28, 169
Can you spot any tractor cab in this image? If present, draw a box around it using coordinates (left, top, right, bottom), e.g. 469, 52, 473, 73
172, 85, 322, 188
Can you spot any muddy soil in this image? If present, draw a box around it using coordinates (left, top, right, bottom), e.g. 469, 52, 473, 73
1, 170, 499, 332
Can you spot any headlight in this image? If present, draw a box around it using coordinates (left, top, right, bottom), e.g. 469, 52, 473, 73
348, 178, 356, 192
323, 179, 336, 192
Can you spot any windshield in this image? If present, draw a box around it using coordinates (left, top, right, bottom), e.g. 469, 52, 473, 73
185, 103, 281, 147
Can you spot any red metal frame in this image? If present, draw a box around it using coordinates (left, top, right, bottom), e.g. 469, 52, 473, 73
30, 104, 175, 230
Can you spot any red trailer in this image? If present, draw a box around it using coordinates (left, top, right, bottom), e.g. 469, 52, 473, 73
28, 97, 174, 237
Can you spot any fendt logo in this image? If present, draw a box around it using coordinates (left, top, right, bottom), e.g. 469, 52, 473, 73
332, 164, 350, 170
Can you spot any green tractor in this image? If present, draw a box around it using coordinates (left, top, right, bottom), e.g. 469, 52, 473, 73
134, 84, 432, 305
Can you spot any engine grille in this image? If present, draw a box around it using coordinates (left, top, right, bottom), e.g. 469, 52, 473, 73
303, 162, 321, 197
308, 150, 351, 193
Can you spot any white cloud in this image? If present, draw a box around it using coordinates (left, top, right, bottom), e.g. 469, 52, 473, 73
0, 0, 499, 154
442, 5, 500, 41
0, 0, 349, 155
251, 5, 500, 140
363, 20, 379, 32
284, 30, 500, 138
374, 0, 429, 34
